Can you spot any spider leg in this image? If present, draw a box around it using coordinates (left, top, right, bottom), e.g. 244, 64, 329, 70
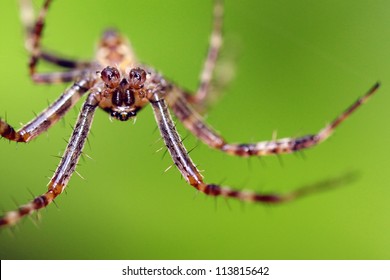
151, 94, 350, 204
0, 93, 99, 227
22, 0, 62, 72
184, 0, 223, 106
19, 0, 90, 79
31, 69, 88, 84
0, 78, 92, 142
39, 52, 91, 70
168, 83, 380, 157
21, 0, 89, 69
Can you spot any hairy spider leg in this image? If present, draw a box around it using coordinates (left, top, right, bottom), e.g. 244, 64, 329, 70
168, 83, 380, 157
19, 0, 90, 83
0, 79, 91, 142
0, 92, 98, 227
39, 52, 91, 70
31, 70, 90, 84
184, 0, 223, 107
27, 0, 53, 74
151, 93, 353, 204
20, 0, 89, 69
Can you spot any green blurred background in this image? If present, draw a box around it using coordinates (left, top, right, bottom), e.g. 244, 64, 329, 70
0, 0, 389, 259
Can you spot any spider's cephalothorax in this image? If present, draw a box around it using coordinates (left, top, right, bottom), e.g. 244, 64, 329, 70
98, 66, 149, 121
0, 0, 380, 228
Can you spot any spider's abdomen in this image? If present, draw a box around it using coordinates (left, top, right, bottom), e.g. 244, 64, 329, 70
96, 29, 137, 71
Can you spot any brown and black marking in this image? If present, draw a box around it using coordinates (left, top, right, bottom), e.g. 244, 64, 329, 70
0, 79, 91, 142
0, 0, 381, 227
98, 66, 150, 121
183, 0, 223, 107
169, 82, 380, 157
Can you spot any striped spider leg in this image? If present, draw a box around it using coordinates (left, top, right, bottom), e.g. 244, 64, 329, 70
0, 0, 381, 228
152, 81, 379, 204
168, 83, 380, 157
183, 0, 223, 108
19, 0, 91, 83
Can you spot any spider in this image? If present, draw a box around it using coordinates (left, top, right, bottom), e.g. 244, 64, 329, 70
0, 0, 380, 228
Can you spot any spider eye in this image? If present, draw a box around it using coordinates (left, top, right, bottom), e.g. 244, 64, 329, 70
101, 66, 120, 88
129, 67, 146, 89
